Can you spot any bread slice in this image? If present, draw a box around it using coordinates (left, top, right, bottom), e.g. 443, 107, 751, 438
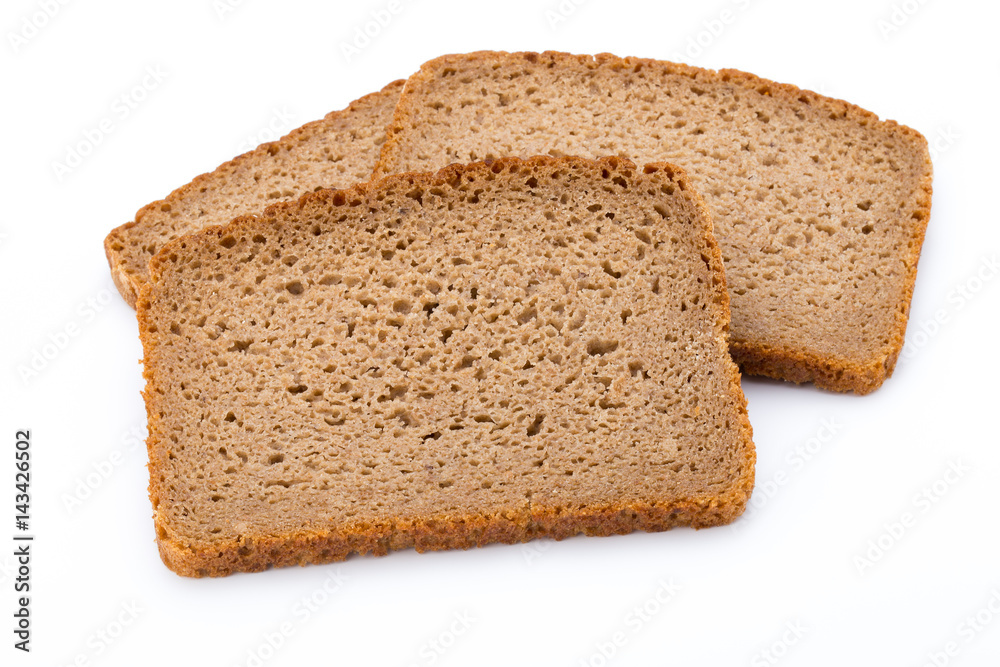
138, 156, 754, 577
104, 79, 404, 308
374, 51, 934, 394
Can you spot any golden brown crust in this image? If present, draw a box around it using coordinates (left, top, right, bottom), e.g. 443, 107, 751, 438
730, 340, 891, 395
373, 51, 934, 394
107, 79, 406, 308
104, 227, 137, 307
154, 498, 742, 578
139, 155, 755, 577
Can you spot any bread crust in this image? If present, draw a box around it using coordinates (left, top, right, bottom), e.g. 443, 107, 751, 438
154, 498, 742, 578
138, 155, 755, 577
105, 79, 406, 308
374, 51, 934, 394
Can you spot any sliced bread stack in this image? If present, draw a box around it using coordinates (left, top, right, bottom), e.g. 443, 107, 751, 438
104, 51, 934, 576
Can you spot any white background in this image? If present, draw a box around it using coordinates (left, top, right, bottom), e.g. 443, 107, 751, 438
2, 0, 998, 665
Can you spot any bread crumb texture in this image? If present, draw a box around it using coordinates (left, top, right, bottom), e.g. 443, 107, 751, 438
375, 51, 934, 393
138, 156, 754, 577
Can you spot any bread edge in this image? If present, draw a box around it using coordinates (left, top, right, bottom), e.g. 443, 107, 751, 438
372, 50, 935, 394
138, 155, 756, 577
105, 78, 406, 309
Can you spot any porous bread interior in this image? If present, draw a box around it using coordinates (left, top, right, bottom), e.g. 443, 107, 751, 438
105, 80, 404, 307
140, 156, 754, 576
374, 51, 934, 393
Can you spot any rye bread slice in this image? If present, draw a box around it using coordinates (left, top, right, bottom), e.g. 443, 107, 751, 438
373, 51, 934, 394
105, 79, 404, 308
138, 156, 755, 577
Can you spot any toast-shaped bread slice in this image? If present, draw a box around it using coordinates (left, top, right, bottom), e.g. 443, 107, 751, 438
374, 51, 934, 393
105, 79, 404, 307
138, 156, 755, 577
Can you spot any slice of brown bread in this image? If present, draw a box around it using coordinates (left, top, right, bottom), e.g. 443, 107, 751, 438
104, 79, 404, 308
373, 51, 934, 394
138, 155, 755, 577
